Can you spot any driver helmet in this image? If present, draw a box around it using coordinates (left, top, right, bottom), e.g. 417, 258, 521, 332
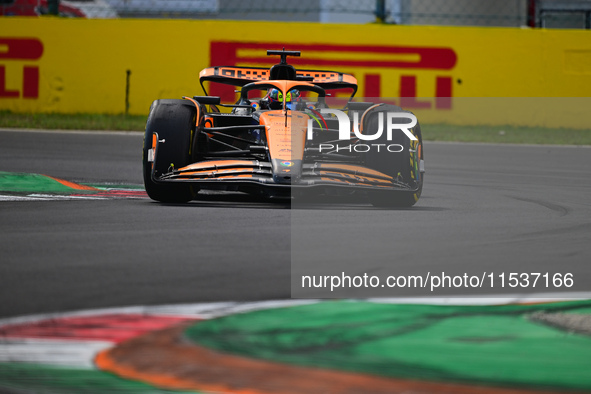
286, 89, 301, 109
266, 88, 301, 109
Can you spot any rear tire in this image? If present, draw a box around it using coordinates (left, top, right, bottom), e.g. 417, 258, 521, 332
143, 99, 198, 203
363, 105, 424, 208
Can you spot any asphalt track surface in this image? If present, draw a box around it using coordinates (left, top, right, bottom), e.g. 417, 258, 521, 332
1, 129, 590, 317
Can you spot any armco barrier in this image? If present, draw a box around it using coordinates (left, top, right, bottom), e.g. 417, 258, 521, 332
1, 18, 590, 128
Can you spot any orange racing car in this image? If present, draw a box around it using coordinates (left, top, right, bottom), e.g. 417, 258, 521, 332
142, 49, 424, 207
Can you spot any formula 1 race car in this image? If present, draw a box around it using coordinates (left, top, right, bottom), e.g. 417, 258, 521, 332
142, 49, 424, 207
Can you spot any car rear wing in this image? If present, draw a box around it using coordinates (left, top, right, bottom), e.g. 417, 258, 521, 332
199, 66, 358, 96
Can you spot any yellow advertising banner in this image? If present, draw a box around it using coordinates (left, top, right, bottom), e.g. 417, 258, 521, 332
1, 18, 590, 127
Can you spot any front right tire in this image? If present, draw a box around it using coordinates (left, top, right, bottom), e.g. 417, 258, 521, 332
143, 99, 198, 203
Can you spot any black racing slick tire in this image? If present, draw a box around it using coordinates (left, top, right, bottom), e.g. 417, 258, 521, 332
143, 99, 198, 203
363, 104, 424, 208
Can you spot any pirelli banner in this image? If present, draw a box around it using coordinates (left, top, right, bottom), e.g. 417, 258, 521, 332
1, 18, 591, 128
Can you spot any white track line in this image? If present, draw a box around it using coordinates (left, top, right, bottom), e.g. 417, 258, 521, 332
1, 293, 590, 328
0, 338, 112, 368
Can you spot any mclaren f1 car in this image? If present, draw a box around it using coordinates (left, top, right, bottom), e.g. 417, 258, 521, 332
142, 49, 424, 207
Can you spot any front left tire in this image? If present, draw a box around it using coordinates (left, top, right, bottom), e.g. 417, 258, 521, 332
362, 104, 424, 208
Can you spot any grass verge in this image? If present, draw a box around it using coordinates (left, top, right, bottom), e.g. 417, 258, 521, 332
1, 111, 590, 145
0, 111, 146, 131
